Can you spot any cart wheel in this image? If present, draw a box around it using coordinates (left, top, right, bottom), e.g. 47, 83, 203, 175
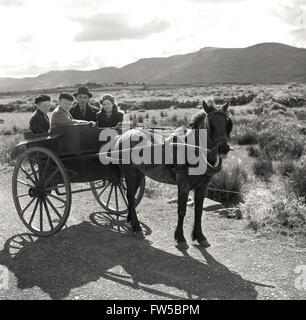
12, 147, 71, 237
90, 177, 145, 216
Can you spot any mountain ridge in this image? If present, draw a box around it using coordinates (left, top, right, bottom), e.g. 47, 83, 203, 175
1, 42, 306, 91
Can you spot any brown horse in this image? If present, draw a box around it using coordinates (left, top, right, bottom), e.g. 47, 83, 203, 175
116, 100, 233, 249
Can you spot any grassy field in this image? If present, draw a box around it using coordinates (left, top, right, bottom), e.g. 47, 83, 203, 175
1, 83, 306, 246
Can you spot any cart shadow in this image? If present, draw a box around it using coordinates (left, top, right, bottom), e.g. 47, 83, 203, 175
0, 213, 264, 300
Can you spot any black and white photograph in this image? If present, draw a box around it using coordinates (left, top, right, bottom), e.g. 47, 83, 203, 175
0, 0, 306, 304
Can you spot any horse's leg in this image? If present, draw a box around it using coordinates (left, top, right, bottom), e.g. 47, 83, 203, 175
125, 169, 144, 239
192, 184, 210, 248
174, 180, 189, 249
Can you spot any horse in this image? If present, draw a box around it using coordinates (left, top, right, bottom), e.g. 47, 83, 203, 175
114, 99, 233, 249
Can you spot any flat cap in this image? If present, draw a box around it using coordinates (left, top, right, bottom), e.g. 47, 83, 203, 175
34, 94, 51, 104
59, 92, 74, 102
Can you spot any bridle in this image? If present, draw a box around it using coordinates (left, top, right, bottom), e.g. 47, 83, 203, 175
202, 110, 233, 151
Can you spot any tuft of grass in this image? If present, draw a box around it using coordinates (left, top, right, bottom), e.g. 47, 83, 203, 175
252, 158, 273, 181
0, 135, 22, 165
237, 132, 258, 145
277, 159, 296, 177
247, 146, 260, 158
241, 187, 306, 245
289, 162, 306, 201
137, 114, 144, 123
207, 165, 248, 206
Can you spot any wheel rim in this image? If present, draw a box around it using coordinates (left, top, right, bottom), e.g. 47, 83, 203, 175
12, 147, 71, 236
90, 177, 145, 215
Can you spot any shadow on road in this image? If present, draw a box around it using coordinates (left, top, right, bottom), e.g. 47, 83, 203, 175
0, 212, 260, 300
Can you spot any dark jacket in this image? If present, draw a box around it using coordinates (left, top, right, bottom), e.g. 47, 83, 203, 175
70, 103, 100, 122
96, 109, 124, 128
29, 109, 50, 134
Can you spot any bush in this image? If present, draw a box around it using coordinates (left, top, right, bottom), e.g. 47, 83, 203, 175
295, 111, 306, 121
253, 106, 263, 116
241, 188, 306, 244
247, 146, 260, 158
0, 135, 21, 165
253, 158, 273, 180
137, 114, 144, 123
257, 120, 305, 160
207, 165, 248, 205
278, 159, 296, 177
271, 103, 287, 112
258, 135, 304, 160
289, 164, 306, 201
237, 132, 258, 145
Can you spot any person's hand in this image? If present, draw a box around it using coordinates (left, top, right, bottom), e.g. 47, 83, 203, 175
88, 121, 96, 128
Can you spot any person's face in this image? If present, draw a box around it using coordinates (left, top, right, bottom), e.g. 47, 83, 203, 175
37, 101, 51, 114
76, 94, 90, 107
102, 99, 113, 113
59, 98, 73, 111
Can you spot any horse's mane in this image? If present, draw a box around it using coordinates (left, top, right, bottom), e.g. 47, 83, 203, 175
188, 111, 206, 129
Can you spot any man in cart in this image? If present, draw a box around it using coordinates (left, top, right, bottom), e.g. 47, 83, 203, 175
70, 86, 100, 122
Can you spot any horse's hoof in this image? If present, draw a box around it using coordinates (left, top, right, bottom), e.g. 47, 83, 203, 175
177, 241, 189, 250
199, 239, 211, 248
134, 230, 145, 239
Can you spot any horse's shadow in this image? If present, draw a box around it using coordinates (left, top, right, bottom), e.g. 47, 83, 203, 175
0, 212, 262, 300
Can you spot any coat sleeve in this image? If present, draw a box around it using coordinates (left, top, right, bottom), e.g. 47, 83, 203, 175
29, 114, 48, 134
117, 112, 124, 123
51, 109, 75, 128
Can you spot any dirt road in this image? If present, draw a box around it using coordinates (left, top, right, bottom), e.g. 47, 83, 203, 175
0, 168, 305, 300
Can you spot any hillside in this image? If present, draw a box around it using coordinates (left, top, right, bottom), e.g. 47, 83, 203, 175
1, 43, 306, 91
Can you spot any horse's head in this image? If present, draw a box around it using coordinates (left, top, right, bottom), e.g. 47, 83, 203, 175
189, 99, 233, 161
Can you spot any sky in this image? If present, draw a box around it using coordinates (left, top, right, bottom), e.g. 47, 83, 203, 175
0, 0, 306, 78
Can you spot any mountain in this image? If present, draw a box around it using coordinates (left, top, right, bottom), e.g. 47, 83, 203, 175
1, 43, 306, 92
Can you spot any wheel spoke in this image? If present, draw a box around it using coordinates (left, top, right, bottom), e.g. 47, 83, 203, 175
42, 197, 54, 230
42, 157, 51, 181
21, 198, 35, 215
44, 168, 59, 186
45, 196, 63, 220
115, 186, 119, 212
17, 193, 30, 198
20, 166, 36, 185
98, 181, 111, 198
28, 199, 39, 226
17, 179, 34, 188
106, 184, 114, 207
48, 194, 66, 204
118, 184, 129, 207
28, 156, 39, 183
39, 199, 43, 231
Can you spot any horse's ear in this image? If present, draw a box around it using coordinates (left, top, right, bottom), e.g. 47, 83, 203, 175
202, 100, 213, 113
222, 99, 231, 112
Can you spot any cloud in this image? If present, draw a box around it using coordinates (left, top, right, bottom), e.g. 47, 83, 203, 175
73, 13, 171, 41
18, 34, 33, 43
0, 0, 25, 7
271, 1, 306, 27
289, 28, 306, 40
187, 0, 246, 2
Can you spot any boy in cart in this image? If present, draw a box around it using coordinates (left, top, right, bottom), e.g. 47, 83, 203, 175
51, 92, 96, 129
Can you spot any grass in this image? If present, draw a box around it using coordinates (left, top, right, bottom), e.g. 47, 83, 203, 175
241, 185, 306, 246
0, 135, 22, 165
288, 159, 306, 201
247, 146, 260, 158
207, 165, 248, 206
252, 158, 274, 181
